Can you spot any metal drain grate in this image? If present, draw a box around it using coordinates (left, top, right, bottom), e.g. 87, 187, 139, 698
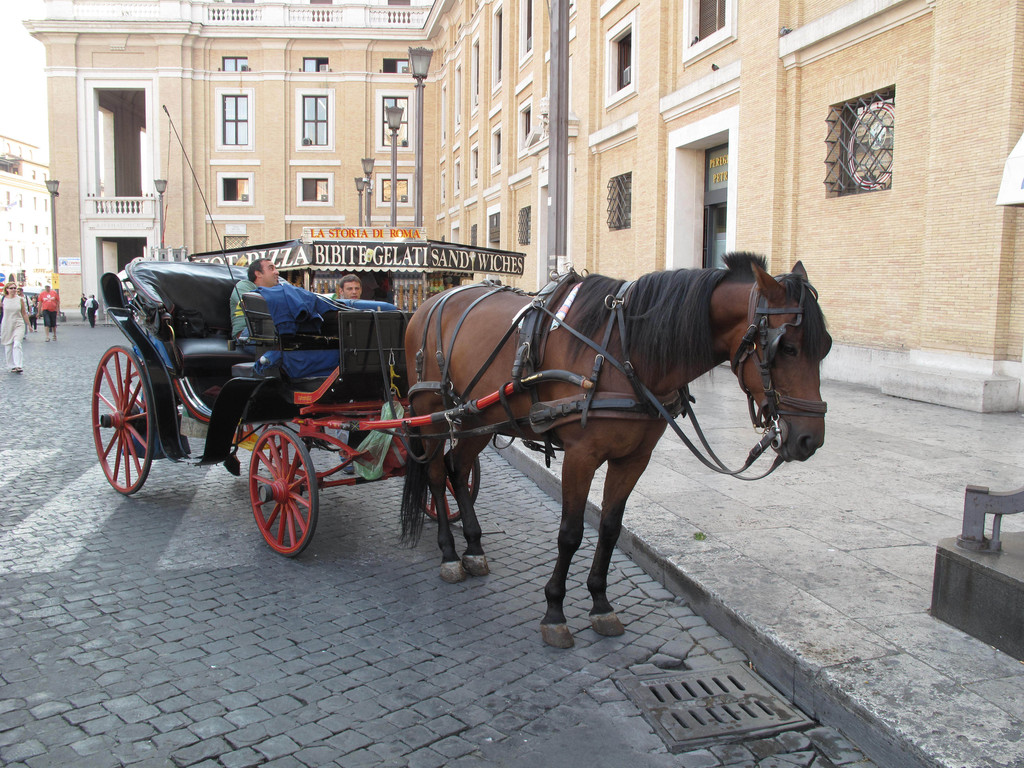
617, 663, 812, 752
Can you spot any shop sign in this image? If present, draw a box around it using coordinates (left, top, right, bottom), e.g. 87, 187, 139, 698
192, 237, 525, 276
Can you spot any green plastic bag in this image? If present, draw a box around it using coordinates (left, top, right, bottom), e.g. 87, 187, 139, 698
354, 401, 405, 481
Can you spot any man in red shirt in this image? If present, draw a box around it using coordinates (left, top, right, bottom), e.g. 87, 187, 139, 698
38, 284, 60, 342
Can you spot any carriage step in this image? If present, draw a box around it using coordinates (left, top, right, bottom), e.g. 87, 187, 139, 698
616, 663, 812, 752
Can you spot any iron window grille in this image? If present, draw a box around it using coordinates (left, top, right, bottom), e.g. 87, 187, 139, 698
518, 206, 532, 245
488, 212, 500, 244
224, 235, 249, 249
607, 172, 632, 230
825, 87, 895, 197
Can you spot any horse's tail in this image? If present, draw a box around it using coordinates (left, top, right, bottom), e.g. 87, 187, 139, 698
400, 444, 429, 545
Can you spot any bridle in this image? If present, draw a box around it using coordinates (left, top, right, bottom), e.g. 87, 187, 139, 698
730, 277, 828, 444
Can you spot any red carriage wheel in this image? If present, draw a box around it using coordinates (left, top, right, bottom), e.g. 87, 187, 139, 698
249, 427, 319, 556
426, 455, 480, 523
92, 346, 154, 495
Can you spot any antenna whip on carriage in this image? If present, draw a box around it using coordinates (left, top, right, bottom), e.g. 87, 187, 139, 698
161, 105, 236, 278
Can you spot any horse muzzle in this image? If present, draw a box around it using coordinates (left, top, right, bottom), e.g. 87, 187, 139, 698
773, 416, 825, 462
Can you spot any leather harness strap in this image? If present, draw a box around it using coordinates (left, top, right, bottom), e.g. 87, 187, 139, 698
406, 272, 823, 480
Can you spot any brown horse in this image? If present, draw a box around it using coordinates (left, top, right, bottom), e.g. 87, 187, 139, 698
400, 252, 831, 648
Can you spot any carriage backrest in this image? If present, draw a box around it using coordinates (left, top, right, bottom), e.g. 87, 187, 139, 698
337, 311, 410, 377
126, 260, 243, 339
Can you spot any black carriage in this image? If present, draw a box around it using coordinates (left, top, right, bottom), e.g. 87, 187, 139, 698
90, 239, 524, 555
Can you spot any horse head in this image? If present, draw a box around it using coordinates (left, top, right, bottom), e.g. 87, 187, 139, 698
730, 260, 832, 462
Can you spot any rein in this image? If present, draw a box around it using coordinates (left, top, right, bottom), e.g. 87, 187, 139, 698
540, 286, 784, 480
407, 272, 825, 481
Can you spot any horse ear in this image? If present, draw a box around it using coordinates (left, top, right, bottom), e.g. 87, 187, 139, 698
791, 260, 808, 280
753, 261, 787, 303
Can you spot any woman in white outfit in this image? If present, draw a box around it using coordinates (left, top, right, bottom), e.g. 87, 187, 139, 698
1, 282, 30, 373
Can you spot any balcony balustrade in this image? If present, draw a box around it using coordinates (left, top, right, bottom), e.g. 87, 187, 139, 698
46, 1, 429, 29
87, 196, 155, 218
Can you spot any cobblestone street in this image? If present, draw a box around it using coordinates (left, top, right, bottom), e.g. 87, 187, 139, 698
0, 324, 875, 767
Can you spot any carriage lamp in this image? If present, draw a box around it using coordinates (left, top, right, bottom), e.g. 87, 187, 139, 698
361, 157, 375, 227
154, 179, 167, 249
385, 105, 405, 227
409, 47, 432, 229
355, 177, 366, 227
45, 179, 59, 278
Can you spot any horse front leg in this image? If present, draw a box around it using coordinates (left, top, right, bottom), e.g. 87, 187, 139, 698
587, 450, 655, 637
541, 452, 598, 648
447, 436, 490, 577
426, 446, 465, 583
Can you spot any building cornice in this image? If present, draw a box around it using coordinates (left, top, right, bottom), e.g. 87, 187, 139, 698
660, 61, 740, 123
779, 0, 935, 69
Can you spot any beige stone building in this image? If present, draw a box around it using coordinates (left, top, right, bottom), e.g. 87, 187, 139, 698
26, 0, 1024, 410
0, 135, 55, 290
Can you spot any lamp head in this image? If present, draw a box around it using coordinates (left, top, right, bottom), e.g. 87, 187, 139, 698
386, 105, 405, 132
355, 177, 366, 192
361, 157, 375, 176
45, 179, 59, 196
154, 179, 167, 194
408, 47, 433, 79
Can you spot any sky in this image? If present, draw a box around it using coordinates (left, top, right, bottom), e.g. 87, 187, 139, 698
0, 0, 49, 159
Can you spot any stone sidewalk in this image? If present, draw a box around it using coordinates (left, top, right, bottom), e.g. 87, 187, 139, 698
502, 372, 1024, 768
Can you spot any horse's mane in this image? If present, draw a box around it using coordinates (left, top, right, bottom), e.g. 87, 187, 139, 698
567, 252, 829, 379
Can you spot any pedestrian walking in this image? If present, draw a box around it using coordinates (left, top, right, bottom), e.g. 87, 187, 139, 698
27, 296, 37, 332
38, 284, 60, 342
87, 294, 99, 328
16, 288, 29, 339
1, 282, 30, 373
80, 294, 87, 322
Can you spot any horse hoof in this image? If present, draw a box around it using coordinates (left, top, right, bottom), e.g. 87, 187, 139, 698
440, 561, 467, 583
540, 623, 575, 648
590, 612, 625, 637
462, 554, 489, 577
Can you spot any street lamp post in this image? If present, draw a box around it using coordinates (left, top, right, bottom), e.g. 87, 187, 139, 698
408, 46, 432, 230
385, 105, 405, 228
44, 179, 59, 279
354, 177, 366, 227
154, 179, 167, 251
361, 157, 375, 228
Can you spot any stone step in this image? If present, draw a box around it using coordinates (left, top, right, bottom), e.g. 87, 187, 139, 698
881, 364, 1019, 412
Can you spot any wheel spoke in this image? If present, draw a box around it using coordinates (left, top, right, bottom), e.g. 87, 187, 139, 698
96, 390, 117, 415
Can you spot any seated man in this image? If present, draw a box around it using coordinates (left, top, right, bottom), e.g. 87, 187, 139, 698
250, 275, 399, 379
333, 272, 399, 312
339, 273, 362, 300
229, 258, 280, 344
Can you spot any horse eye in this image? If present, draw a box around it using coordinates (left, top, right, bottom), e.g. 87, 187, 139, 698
780, 343, 799, 357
